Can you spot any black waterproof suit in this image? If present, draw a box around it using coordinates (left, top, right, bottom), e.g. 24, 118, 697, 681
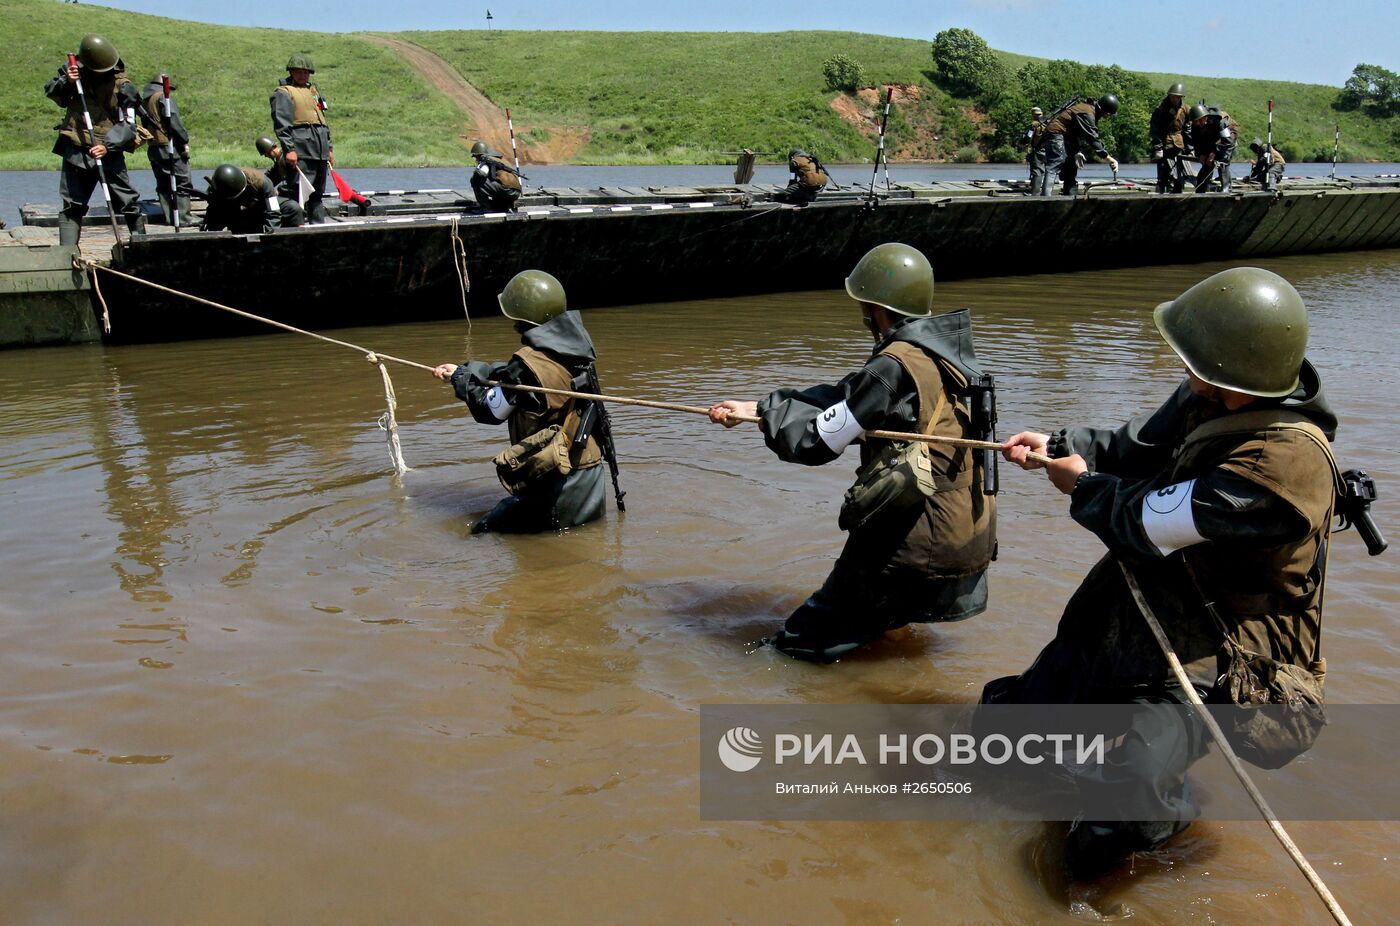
756, 311, 997, 661
981, 362, 1339, 876
451, 311, 606, 533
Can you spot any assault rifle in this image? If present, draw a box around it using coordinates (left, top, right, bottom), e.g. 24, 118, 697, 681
1338, 469, 1386, 555
570, 365, 627, 512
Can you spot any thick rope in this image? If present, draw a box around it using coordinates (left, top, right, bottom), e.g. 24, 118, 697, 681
1118, 562, 1354, 926
449, 215, 472, 321
86, 262, 1048, 463
369, 353, 411, 476
87, 261, 112, 334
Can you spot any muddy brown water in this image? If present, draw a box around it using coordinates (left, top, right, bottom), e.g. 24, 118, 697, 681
1, 250, 1397, 924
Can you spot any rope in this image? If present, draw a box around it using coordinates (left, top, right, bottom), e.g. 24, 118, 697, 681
85, 261, 1049, 464
87, 260, 112, 334
449, 215, 472, 321
1118, 562, 1355, 926
369, 352, 411, 476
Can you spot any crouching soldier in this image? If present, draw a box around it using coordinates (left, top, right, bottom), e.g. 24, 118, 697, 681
433, 271, 624, 534
1248, 137, 1286, 190
201, 163, 304, 233
468, 140, 522, 213
772, 148, 829, 204
709, 243, 998, 662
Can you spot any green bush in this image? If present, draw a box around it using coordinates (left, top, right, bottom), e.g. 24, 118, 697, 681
952, 145, 980, 163
822, 53, 865, 93
931, 28, 1007, 98
987, 145, 1021, 163
1277, 141, 1302, 162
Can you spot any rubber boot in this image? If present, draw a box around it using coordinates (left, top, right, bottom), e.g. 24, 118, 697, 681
157, 192, 175, 226
127, 212, 147, 236
58, 214, 82, 247
176, 195, 193, 229
1218, 164, 1233, 194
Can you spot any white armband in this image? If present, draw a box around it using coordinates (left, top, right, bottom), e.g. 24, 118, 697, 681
475, 163, 490, 176
484, 385, 516, 420
1141, 479, 1205, 555
815, 400, 865, 454
266, 195, 279, 212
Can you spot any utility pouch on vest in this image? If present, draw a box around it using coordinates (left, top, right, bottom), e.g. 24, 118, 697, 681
837, 387, 947, 535
1209, 637, 1326, 770
130, 123, 154, 152
493, 424, 574, 495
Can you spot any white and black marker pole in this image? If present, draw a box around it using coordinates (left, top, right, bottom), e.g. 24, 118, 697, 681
1331, 123, 1340, 181
1264, 98, 1275, 191
162, 73, 178, 228
506, 106, 520, 174
68, 53, 124, 249
868, 86, 894, 203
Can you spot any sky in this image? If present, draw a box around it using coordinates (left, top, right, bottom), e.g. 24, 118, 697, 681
87, 0, 1396, 87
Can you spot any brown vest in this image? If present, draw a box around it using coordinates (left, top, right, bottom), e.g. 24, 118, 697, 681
143, 89, 170, 147
865, 341, 996, 577
275, 84, 326, 126
1152, 99, 1189, 149
493, 161, 522, 190
1047, 100, 1095, 136
792, 155, 829, 191
508, 347, 603, 470
1171, 410, 1340, 669
58, 72, 132, 147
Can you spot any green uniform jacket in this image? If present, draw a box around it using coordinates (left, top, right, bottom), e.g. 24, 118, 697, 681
991, 361, 1338, 704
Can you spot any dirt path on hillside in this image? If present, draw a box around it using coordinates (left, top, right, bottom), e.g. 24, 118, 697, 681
358, 34, 587, 163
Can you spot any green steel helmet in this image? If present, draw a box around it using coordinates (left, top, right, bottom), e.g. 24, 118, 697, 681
208, 164, 249, 200
844, 243, 934, 317
1250, 136, 1265, 152
470, 140, 502, 159
498, 270, 567, 325
1188, 103, 1209, 121
1096, 92, 1120, 116
789, 148, 809, 159
285, 53, 315, 73
255, 135, 278, 157
77, 35, 119, 73
1167, 82, 1186, 97
1153, 267, 1308, 397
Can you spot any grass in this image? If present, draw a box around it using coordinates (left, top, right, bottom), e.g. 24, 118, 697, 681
1, 0, 1395, 168
0, 0, 467, 169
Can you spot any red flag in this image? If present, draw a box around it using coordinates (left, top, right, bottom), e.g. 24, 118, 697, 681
330, 167, 368, 205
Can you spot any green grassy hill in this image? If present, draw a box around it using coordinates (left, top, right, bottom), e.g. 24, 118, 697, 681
2, 0, 1396, 169
0, 0, 465, 169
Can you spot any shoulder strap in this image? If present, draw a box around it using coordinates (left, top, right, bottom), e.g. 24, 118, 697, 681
1180, 410, 1343, 495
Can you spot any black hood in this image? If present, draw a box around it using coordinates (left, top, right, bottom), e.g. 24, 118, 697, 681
874, 309, 987, 383
1272, 358, 1337, 439
520, 311, 596, 368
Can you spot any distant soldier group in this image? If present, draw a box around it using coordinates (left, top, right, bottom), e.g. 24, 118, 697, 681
1021, 81, 1286, 196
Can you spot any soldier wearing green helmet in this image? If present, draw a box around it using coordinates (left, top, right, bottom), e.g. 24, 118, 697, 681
1187, 103, 1238, 193
271, 52, 332, 222
200, 163, 304, 233
1150, 81, 1192, 193
709, 243, 998, 662
1037, 93, 1120, 196
433, 270, 619, 534
44, 34, 147, 245
772, 148, 829, 205
988, 266, 1342, 878
468, 139, 523, 213
255, 134, 296, 188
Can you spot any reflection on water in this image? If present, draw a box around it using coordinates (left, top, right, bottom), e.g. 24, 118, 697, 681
0, 250, 1397, 923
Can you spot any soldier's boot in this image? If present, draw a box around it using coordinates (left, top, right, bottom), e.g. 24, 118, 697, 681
58, 214, 82, 247
156, 192, 175, 226
176, 195, 193, 228
1218, 164, 1233, 194
126, 212, 147, 235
